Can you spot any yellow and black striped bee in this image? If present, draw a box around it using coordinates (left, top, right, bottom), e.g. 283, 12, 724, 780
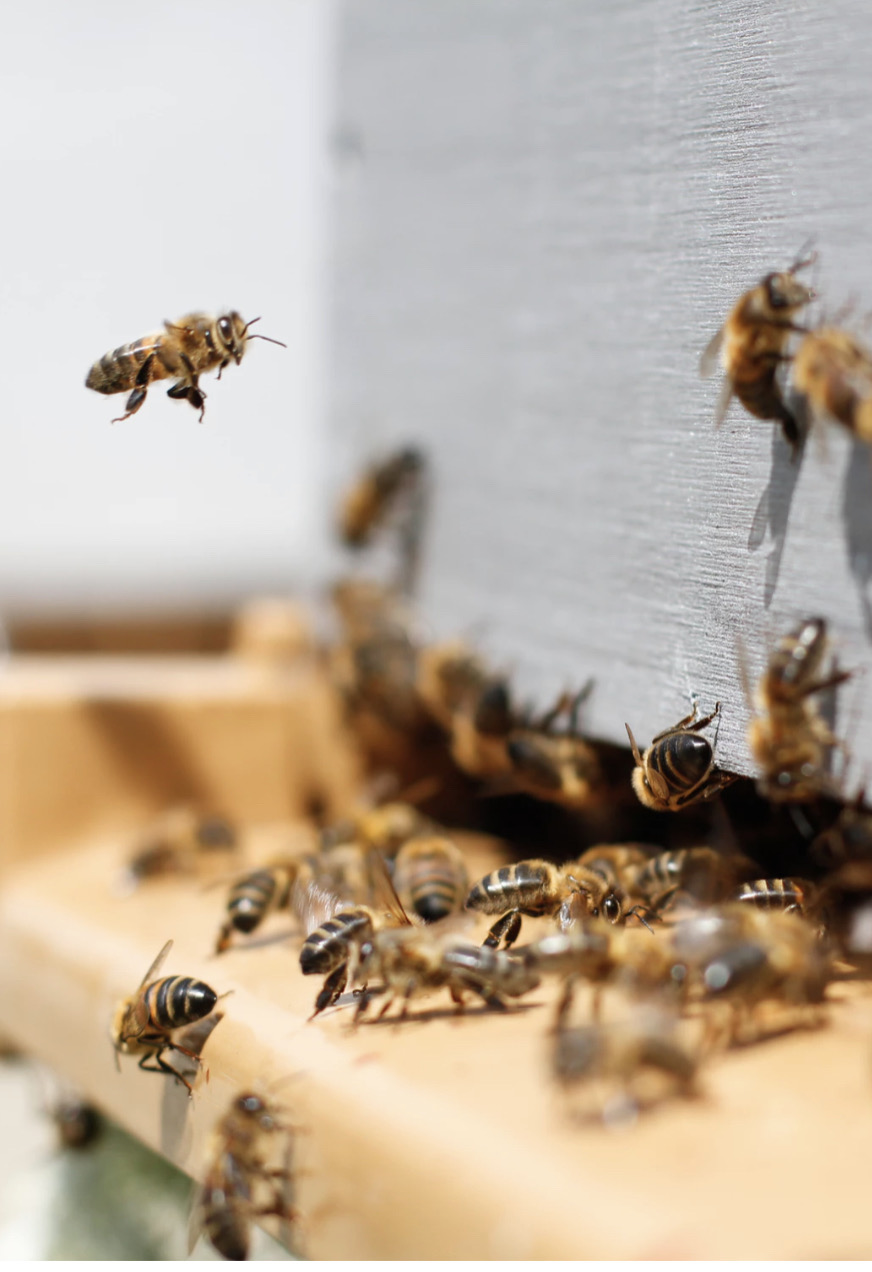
629, 847, 750, 912
732, 877, 823, 919
505, 686, 604, 808
392, 834, 469, 922
792, 324, 872, 444
215, 861, 303, 955
748, 617, 850, 803
86, 311, 285, 422
465, 849, 653, 951
191, 1092, 298, 1261
111, 940, 219, 1096
625, 703, 735, 812
700, 248, 816, 454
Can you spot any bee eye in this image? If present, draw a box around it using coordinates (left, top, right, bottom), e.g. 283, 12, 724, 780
603, 895, 621, 923
218, 317, 233, 343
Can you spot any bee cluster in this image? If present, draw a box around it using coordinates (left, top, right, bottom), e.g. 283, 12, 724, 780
96, 265, 872, 1255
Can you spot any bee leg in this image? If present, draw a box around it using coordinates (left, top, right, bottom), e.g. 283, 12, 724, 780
483, 911, 523, 950
449, 987, 466, 1014
214, 920, 234, 954
310, 964, 348, 1019
553, 976, 577, 1030
138, 1048, 195, 1097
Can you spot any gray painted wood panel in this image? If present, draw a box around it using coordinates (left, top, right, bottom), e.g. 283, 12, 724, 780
328, 0, 872, 783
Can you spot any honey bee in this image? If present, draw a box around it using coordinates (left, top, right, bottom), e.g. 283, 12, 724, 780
552, 1009, 700, 1120
416, 643, 516, 780
338, 447, 427, 549
215, 861, 303, 954
51, 1098, 102, 1151
505, 686, 604, 808
392, 834, 469, 921
120, 805, 237, 893
747, 617, 851, 802
111, 939, 219, 1096
811, 792, 872, 869
625, 702, 735, 812
732, 876, 823, 918
86, 312, 285, 422
629, 847, 751, 912
700, 248, 816, 453
792, 325, 872, 443
320, 800, 432, 862
352, 926, 540, 1022
465, 847, 654, 951
191, 1092, 297, 1261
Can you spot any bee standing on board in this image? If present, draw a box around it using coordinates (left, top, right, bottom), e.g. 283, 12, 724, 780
120, 806, 237, 894
700, 248, 816, 454
86, 312, 285, 422
792, 325, 872, 443
191, 1092, 298, 1261
629, 846, 751, 913
747, 617, 851, 803
352, 927, 540, 1023
111, 939, 219, 1096
393, 834, 469, 922
465, 848, 654, 951
505, 685, 605, 808
215, 861, 304, 954
625, 702, 735, 812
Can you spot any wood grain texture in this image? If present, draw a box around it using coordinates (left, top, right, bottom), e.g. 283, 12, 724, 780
328, 0, 872, 782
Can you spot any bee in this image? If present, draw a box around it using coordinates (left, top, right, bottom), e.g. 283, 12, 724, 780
51, 1098, 101, 1151
298, 848, 415, 1017
792, 325, 872, 443
465, 848, 654, 951
811, 792, 872, 869
505, 685, 604, 808
732, 877, 822, 918
86, 312, 285, 422
625, 702, 735, 812
191, 1091, 297, 1261
338, 447, 427, 549
352, 927, 540, 1022
552, 1009, 700, 1120
392, 834, 469, 922
629, 847, 751, 912
670, 905, 832, 1046
747, 617, 851, 802
111, 939, 219, 1096
320, 800, 432, 862
120, 806, 237, 893
215, 861, 303, 954
700, 247, 816, 454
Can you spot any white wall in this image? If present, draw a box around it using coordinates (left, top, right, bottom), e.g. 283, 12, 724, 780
0, 0, 334, 611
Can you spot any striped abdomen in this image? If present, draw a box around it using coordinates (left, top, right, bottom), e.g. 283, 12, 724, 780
393, 836, 468, 922
299, 908, 375, 975
647, 732, 713, 801
227, 867, 293, 936
733, 878, 816, 916
85, 332, 178, 394
142, 975, 218, 1033
465, 860, 558, 917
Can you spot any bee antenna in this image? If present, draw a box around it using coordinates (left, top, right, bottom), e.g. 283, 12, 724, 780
242, 316, 262, 332
248, 332, 288, 349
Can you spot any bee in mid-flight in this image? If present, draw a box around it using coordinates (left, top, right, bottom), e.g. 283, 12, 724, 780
111, 939, 220, 1096
86, 312, 285, 422
625, 702, 735, 812
792, 325, 872, 444
190, 1092, 298, 1261
700, 248, 816, 454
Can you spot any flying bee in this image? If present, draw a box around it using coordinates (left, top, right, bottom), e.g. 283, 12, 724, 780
505, 685, 605, 808
465, 849, 654, 951
792, 325, 872, 444
552, 1009, 700, 1121
392, 834, 469, 922
111, 939, 220, 1096
747, 617, 851, 803
352, 927, 540, 1023
191, 1092, 298, 1261
338, 447, 427, 548
86, 312, 285, 422
625, 702, 736, 812
215, 860, 304, 954
700, 247, 816, 454
120, 805, 237, 893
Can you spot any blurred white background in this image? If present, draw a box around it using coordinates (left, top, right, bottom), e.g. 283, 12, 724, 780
0, 0, 335, 612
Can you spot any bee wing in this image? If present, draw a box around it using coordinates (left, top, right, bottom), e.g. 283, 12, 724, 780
711, 377, 735, 431
186, 1179, 208, 1257
291, 856, 351, 935
137, 939, 173, 990
699, 327, 725, 379
365, 846, 414, 927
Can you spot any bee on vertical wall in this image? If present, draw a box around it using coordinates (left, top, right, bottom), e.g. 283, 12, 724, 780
190, 1092, 298, 1261
111, 939, 220, 1096
700, 247, 816, 454
747, 617, 851, 803
337, 447, 429, 596
504, 685, 605, 808
792, 324, 872, 444
86, 312, 285, 422
625, 703, 735, 812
